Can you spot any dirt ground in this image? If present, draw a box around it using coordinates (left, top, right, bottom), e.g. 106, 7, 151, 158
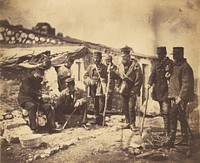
1, 68, 200, 163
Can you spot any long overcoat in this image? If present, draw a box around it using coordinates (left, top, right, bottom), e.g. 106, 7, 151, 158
148, 57, 173, 101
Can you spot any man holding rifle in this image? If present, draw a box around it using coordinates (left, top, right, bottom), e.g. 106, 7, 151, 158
164, 47, 194, 147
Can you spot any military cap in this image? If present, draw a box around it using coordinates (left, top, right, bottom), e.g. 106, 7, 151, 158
104, 48, 111, 54
93, 51, 102, 57
105, 54, 112, 60
157, 46, 167, 55
120, 46, 133, 55
172, 47, 184, 55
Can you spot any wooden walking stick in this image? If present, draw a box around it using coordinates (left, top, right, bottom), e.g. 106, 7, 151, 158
62, 106, 79, 129
102, 64, 111, 127
140, 87, 150, 135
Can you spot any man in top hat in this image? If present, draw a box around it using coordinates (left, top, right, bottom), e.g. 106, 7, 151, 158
148, 46, 173, 136
18, 68, 57, 134
84, 51, 107, 125
104, 54, 119, 110
117, 46, 143, 130
164, 47, 194, 147
54, 78, 89, 129
57, 56, 75, 91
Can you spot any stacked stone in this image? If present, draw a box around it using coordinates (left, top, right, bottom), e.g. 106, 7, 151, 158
0, 25, 65, 45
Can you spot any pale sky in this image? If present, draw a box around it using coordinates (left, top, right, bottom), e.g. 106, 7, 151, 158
0, 0, 200, 77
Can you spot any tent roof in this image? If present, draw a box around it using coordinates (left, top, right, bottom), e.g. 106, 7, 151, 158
0, 45, 91, 68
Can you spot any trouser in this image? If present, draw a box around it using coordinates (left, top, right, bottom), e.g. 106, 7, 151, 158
89, 85, 105, 123
93, 96, 105, 124
55, 103, 88, 125
122, 95, 136, 125
107, 92, 113, 110
158, 100, 171, 136
169, 100, 188, 143
23, 101, 56, 130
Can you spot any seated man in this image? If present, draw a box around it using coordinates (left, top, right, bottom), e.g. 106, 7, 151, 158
55, 78, 89, 129
17, 68, 57, 134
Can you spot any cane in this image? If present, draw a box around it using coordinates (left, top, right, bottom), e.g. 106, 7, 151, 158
140, 87, 150, 135
102, 64, 111, 126
62, 106, 79, 129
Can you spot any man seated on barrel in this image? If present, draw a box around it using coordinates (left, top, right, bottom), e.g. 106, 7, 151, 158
18, 68, 58, 134
54, 78, 90, 130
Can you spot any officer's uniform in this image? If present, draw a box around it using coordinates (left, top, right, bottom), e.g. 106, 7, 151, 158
166, 47, 195, 146
105, 55, 119, 110
83, 52, 107, 124
117, 47, 143, 128
148, 47, 173, 136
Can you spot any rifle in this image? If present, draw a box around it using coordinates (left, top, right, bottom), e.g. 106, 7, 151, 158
102, 63, 111, 127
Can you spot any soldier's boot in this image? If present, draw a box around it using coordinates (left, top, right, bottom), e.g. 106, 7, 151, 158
163, 112, 177, 148
122, 115, 130, 129
130, 122, 137, 131
160, 115, 170, 137
162, 130, 175, 148
175, 124, 188, 145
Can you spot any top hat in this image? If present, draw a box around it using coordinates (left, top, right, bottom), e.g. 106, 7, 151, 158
172, 47, 184, 55
157, 46, 167, 55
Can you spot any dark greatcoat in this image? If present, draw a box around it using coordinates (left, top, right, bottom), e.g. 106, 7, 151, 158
18, 76, 42, 107
84, 63, 108, 96
117, 59, 143, 96
148, 57, 173, 101
168, 59, 194, 102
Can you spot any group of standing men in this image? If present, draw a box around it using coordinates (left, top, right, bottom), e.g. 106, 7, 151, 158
84, 47, 143, 130
17, 45, 195, 148
148, 46, 194, 147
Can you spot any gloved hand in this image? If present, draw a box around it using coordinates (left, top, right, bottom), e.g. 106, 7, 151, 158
175, 96, 182, 104
74, 101, 81, 108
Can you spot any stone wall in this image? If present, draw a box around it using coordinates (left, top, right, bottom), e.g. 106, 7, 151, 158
0, 20, 76, 46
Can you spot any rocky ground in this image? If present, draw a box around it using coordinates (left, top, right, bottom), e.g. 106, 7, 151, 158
1, 70, 200, 163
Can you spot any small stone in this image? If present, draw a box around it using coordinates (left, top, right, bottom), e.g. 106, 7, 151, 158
127, 147, 135, 155
33, 154, 40, 160
134, 148, 141, 155
4, 114, 14, 120
98, 146, 109, 154
0, 136, 8, 146
50, 145, 60, 155
12, 110, 23, 118
26, 158, 33, 162
7, 147, 11, 150
3, 125, 32, 143
0, 115, 4, 121
4, 118, 27, 129
186, 151, 191, 157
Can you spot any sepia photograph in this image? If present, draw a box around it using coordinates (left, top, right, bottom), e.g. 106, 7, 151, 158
0, 0, 200, 162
